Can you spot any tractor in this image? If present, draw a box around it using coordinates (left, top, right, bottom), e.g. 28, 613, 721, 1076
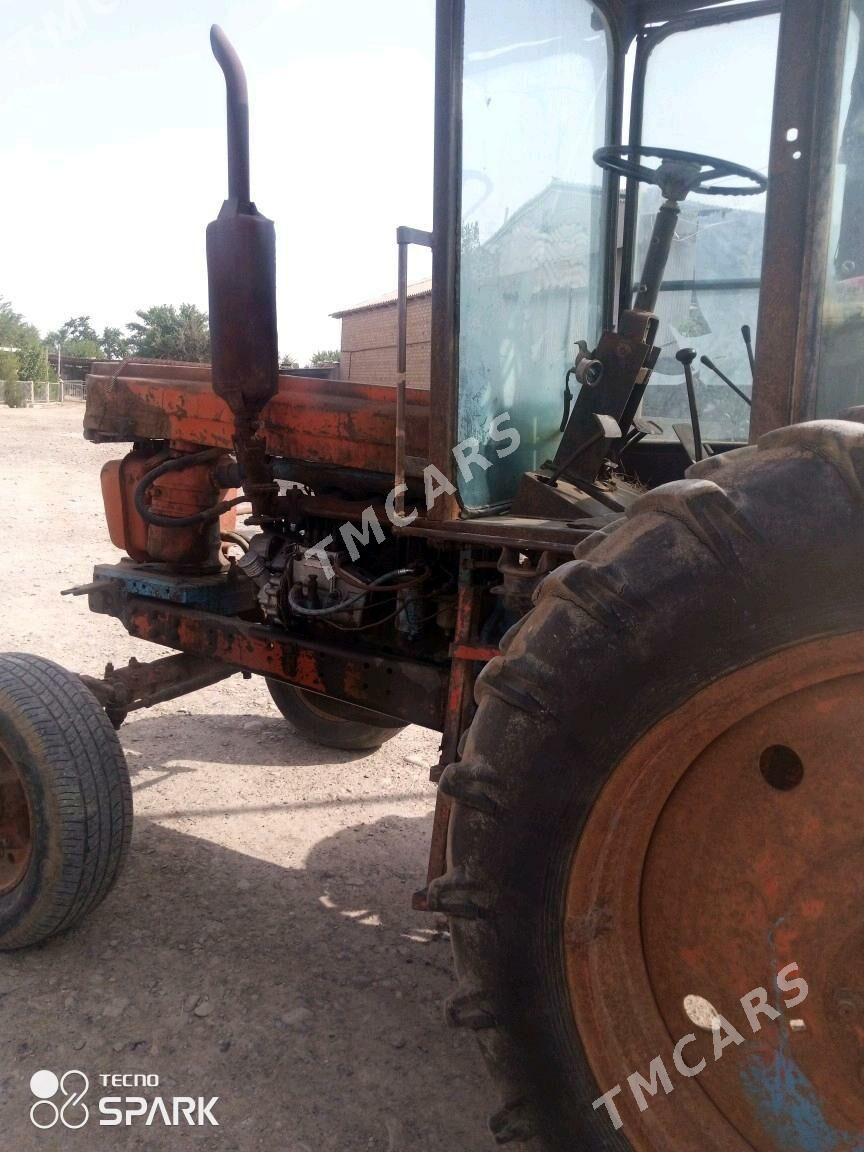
1, 0, 863, 1147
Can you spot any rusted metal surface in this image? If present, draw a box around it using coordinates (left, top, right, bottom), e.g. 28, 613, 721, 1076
101, 447, 240, 569
84, 362, 430, 481
451, 644, 499, 663
265, 377, 429, 475
206, 26, 278, 420
89, 590, 450, 731
565, 630, 864, 1149
80, 653, 237, 727
0, 741, 32, 896
206, 27, 280, 525
85, 362, 231, 446
439, 554, 488, 769
414, 554, 492, 911
412, 790, 452, 913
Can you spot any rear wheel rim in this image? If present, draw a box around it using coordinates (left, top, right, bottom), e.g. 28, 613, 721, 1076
0, 741, 32, 895
564, 630, 864, 1151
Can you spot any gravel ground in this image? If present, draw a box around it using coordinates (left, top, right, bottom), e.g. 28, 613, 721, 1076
0, 404, 495, 1150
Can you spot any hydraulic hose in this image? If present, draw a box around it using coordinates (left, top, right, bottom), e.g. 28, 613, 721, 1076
134, 448, 247, 529
221, 531, 250, 552
286, 567, 418, 618
334, 562, 429, 592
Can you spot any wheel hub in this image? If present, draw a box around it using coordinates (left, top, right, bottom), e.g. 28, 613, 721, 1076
0, 743, 32, 895
565, 632, 864, 1151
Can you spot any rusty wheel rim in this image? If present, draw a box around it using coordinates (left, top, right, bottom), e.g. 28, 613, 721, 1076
0, 740, 32, 896
565, 631, 864, 1152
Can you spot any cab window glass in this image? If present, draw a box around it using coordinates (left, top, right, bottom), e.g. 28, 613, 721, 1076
634, 14, 779, 442
458, 0, 608, 509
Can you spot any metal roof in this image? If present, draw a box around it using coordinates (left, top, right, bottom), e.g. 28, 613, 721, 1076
331, 278, 433, 319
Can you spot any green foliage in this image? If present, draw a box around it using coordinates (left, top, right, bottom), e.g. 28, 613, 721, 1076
44, 316, 104, 361
280, 353, 299, 369
126, 303, 210, 362
65, 336, 101, 354
46, 315, 100, 346
59, 338, 103, 359
0, 297, 214, 388
17, 342, 47, 382
308, 349, 341, 367
0, 298, 38, 348
0, 348, 23, 407
101, 326, 129, 360
0, 349, 19, 382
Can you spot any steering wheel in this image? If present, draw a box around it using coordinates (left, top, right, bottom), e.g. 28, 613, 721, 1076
594, 145, 767, 199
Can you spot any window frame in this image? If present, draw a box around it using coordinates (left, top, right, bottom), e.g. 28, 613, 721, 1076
427, 0, 623, 516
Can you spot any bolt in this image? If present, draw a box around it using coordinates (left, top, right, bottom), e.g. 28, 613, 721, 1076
833, 989, 858, 1018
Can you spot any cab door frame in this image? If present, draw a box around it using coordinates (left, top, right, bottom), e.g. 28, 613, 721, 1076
751, 0, 851, 436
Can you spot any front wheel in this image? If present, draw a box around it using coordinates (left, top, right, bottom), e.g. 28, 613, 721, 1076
432, 420, 864, 1149
0, 654, 133, 950
266, 679, 405, 751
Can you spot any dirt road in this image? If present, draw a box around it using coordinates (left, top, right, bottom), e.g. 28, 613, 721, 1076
0, 404, 495, 1150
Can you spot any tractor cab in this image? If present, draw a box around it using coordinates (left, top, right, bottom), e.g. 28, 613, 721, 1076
428, 0, 864, 513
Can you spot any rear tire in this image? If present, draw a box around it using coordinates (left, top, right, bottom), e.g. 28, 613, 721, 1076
0, 653, 133, 950
266, 679, 404, 751
431, 420, 864, 1148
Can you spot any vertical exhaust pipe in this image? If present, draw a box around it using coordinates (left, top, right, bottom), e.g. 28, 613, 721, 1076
206, 25, 278, 420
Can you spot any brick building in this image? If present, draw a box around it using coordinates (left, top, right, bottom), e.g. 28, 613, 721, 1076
331, 278, 432, 389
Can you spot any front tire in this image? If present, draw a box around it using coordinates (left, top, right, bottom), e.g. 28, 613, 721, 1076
266, 679, 404, 751
0, 654, 133, 950
431, 420, 864, 1149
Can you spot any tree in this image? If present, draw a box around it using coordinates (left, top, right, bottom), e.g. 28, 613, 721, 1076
101, 327, 129, 360
125, 303, 210, 362
0, 349, 19, 382
58, 338, 103, 359
0, 297, 38, 348
308, 349, 341, 367
50, 316, 99, 344
17, 342, 47, 381
44, 316, 103, 358
279, 353, 299, 369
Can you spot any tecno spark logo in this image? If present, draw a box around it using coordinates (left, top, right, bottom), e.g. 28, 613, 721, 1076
29, 1069, 89, 1129
29, 1069, 218, 1128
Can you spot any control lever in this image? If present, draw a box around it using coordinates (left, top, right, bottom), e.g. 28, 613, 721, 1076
677, 348, 703, 462
700, 355, 753, 407
741, 324, 756, 380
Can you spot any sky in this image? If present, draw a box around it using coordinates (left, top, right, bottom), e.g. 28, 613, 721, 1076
0, 0, 436, 363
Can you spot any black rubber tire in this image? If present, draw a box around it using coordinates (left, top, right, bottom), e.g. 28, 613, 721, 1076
0, 654, 133, 951
430, 420, 864, 1149
266, 679, 404, 751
